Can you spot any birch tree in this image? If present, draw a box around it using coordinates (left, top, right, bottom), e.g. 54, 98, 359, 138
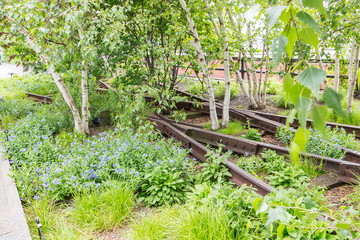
1, 0, 120, 134
178, 0, 220, 130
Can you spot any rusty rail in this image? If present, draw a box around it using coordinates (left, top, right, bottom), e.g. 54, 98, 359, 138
149, 116, 274, 196
25, 92, 53, 103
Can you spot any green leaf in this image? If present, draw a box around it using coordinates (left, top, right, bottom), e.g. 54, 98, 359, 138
302, 0, 327, 15
279, 6, 292, 23
295, 127, 310, 151
265, 207, 292, 227
265, 5, 287, 29
311, 105, 328, 137
296, 11, 320, 32
297, 66, 326, 98
277, 223, 286, 239
245, 4, 262, 22
286, 109, 297, 125
271, 35, 288, 68
295, 97, 312, 129
323, 87, 346, 118
304, 196, 316, 209
299, 26, 319, 50
281, 22, 297, 57
253, 198, 269, 214
336, 222, 351, 230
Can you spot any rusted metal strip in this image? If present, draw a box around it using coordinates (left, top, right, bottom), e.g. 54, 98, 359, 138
245, 110, 360, 139
25, 92, 52, 103
150, 118, 274, 196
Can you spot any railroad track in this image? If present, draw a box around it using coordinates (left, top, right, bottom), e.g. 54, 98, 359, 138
150, 114, 360, 184
168, 89, 360, 164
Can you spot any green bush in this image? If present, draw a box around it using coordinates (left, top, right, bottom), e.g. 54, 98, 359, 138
186, 81, 206, 97
267, 166, 309, 188
265, 77, 282, 95
237, 155, 264, 174
214, 81, 239, 100
274, 93, 294, 109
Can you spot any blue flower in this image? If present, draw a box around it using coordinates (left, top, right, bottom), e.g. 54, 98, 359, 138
34, 194, 40, 200
134, 172, 139, 177
70, 176, 76, 181
115, 168, 124, 174
55, 168, 61, 174
52, 179, 61, 185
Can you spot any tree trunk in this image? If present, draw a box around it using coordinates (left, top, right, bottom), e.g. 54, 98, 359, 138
334, 56, 340, 93
217, 10, 231, 127
226, 9, 250, 101
179, 0, 219, 130
81, 60, 90, 135
347, 40, 359, 113
317, 50, 328, 88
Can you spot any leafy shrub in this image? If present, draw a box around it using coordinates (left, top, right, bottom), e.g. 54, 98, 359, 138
237, 155, 264, 174
186, 81, 206, 97
242, 128, 262, 141
260, 149, 289, 173
267, 166, 310, 188
138, 165, 194, 206
197, 147, 232, 184
274, 92, 294, 109
71, 184, 135, 230
265, 77, 282, 95
214, 81, 239, 100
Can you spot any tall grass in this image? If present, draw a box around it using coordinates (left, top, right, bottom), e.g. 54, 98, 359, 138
24, 199, 90, 240
71, 184, 135, 231
129, 205, 236, 240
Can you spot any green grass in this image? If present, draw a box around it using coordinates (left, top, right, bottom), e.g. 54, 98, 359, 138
0, 114, 17, 129
24, 198, 91, 240
71, 184, 135, 231
129, 205, 235, 240
204, 120, 245, 135
129, 207, 180, 240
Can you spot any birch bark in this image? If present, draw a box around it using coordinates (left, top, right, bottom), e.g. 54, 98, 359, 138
179, 0, 219, 130
347, 38, 358, 113
334, 56, 340, 93
217, 10, 231, 127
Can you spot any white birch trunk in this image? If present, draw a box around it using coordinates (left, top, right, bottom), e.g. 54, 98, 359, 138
261, 44, 270, 107
81, 60, 90, 135
334, 56, 340, 93
347, 40, 358, 113
217, 10, 231, 127
5, 16, 85, 134
226, 9, 250, 100
317, 50, 328, 88
179, 0, 219, 130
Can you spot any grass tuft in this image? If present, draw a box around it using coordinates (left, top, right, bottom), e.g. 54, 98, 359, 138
204, 120, 244, 135
71, 184, 135, 231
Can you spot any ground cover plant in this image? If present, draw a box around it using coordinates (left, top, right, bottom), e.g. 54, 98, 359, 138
275, 126, 356, 159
